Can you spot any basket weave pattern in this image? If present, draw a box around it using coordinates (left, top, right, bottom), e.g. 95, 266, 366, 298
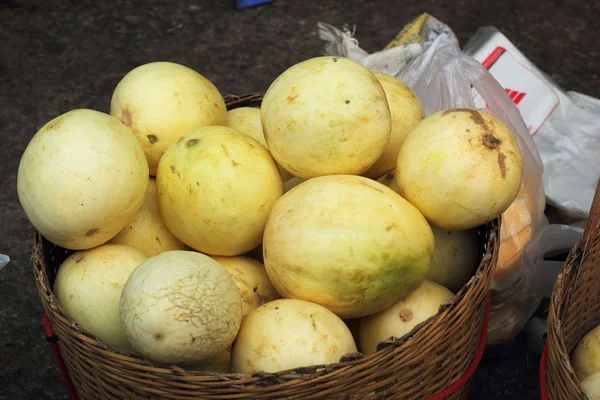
543, 180, 600, 400
33, 93, 499, 400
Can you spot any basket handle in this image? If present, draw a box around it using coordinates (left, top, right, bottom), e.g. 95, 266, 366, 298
581, 179, 600, 246
575, 178, 600, 278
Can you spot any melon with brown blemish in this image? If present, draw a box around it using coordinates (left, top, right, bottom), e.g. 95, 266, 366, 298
230, 299, 357, 373
211, 255, 280, 321
396, 108, 523, 230
110, 61, 227, 176
358, 280, 454, 355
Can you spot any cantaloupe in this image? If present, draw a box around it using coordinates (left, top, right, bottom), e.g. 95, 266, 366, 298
119, 250, 243, 366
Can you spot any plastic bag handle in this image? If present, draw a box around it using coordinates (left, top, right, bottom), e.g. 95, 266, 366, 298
521, 224, 584, 298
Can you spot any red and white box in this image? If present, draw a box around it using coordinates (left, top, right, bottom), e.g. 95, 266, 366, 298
465, 31, 560, 136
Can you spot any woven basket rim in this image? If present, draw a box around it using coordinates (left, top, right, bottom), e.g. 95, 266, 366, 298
34, 225, 497, 379
33, 92, 500, 398
542, 240, 588, 400
541, 179, 600, 400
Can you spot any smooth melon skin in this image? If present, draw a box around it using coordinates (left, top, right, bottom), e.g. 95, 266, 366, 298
17, 109, 149, 250
358, 280, 454, 355
230, 299, 357, 373
427, 226, 480, 293
263, 175, 434, 319
572, 324, 600, 381
109, 177, 186, 257
53, 244, 147, 354
119, 250, 243, 366
363, 72, 425, 179
396, 108, 524, 231
156, 126, 283, 256
110, 61, 227, 176
227, 107, 294, 182
261, 56, 391, 179
581, 371, 600, 400
227, 107, 267, 147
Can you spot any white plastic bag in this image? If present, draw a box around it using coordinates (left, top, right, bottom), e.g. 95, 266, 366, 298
463, 27, 600, 223
317, 18, 457, 78
317, 19, 547, 346
534, 90, 600, 221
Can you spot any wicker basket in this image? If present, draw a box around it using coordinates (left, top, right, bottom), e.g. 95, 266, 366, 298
540, 179, 600, 400
34, 93, 499, 400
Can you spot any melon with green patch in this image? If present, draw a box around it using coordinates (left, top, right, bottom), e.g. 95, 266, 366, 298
263, 174, 434, 319
377, 170, 480, 293
156, 126, 283, 256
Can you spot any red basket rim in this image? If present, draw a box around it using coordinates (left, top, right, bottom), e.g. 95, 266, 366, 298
44, 314, 79, 400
